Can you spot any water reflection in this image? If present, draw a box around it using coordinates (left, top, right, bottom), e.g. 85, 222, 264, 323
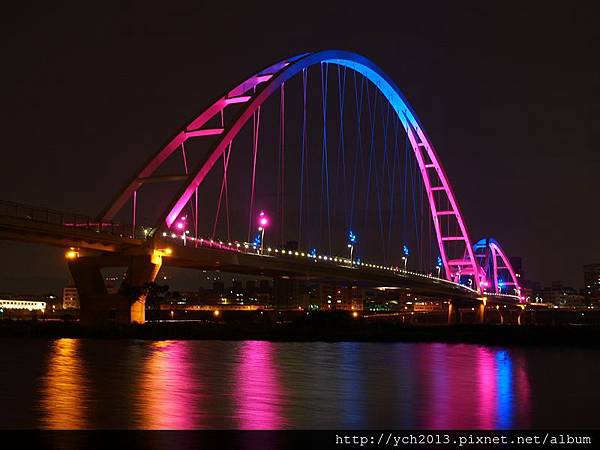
514, 353, 532, 428
425, 344, 451, 429
496, 350, 513, 429
235, 341, 285, 429
339, 342, 364, 428
21, 340, 544, 429
140, 341, 203, 429
39, 339, 90, 429
477, 347, 497, 428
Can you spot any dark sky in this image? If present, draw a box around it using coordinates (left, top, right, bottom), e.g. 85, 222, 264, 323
0, 0, 598, 293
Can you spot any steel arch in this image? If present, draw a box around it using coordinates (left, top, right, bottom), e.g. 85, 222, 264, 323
99, 50, 481, 290
473, 238, 521, 295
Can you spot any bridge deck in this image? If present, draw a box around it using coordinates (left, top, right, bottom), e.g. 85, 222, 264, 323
0, 206, 521, 305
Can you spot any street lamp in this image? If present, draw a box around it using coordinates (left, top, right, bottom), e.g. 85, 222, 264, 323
435, 256, 442, 278
348, 230, 357, 265
481, 280, 489, 292
402, 244, 409, 271
257, 211, 269, 254
175, 216, 188, 246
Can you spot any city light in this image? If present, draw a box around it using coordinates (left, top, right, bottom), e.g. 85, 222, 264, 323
348, 230, 357, 265
258, 210, 269, 228
257, 211, 269, 254
402, 244, 409, 271
65, 248, 79, 259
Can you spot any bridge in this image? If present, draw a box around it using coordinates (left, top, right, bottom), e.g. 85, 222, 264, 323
0, 50, 524, 324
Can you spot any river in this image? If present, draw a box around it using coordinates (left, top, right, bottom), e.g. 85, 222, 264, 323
0, 339, 598, 429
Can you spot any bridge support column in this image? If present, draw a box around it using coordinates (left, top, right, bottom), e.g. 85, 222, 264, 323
447, 301, 457, 324
477, 302, 486, 324
517, 306, 525, 325
68, 253, 162, 325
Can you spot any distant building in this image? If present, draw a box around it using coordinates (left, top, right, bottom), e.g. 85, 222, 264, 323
539, 282, 585, 307
274, 277, 308, 309
319, 284, 364, 310
104, 277, 120, 295
413, 301, 443, 312
584, 264, 600, 303
0, 296, 46, 313
212, 281, 225, 294
63, 286, 79, 309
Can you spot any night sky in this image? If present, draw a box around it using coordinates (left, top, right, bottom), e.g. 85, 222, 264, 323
0, 1, 598, 293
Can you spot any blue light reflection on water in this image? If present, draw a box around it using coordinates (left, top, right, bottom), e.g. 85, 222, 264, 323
339, 341, 364, 428
496, 350, 513, 429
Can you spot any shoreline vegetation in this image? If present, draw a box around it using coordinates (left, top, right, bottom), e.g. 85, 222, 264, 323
1, 318, 599, 348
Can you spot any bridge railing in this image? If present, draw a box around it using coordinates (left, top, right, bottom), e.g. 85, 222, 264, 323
157, 232, 482, 295
0, 199, 135, 237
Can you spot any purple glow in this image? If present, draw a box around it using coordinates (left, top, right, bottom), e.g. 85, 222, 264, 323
235, 341, 284, 429
258, 211, 269, 228
477, 347, 496, 429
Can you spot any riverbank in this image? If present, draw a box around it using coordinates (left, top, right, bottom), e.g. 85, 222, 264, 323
1, 319, 599, 347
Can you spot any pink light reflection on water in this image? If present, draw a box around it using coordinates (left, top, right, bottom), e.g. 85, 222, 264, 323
235, 340, 286, 429
514, 354, 532, 427
139, 341, 203, 429
477, 346, 497, 429
422, 343, 451, 429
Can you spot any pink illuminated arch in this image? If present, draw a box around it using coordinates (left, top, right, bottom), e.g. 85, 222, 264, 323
473, 238, 521, 295
99, 50, 481, 290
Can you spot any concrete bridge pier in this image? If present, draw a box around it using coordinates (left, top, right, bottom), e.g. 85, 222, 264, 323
477, 301, 486, 324
447, 301, 458, 324
517, 305, 525, 325
448, 298, 487, 324
68, 253, 162, 325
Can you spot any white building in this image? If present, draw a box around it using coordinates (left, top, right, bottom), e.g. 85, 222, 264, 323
0, 298, 46, 312
63, 286, 79, 309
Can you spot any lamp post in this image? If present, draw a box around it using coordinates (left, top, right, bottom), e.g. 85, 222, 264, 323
435, 256, 442, 278
257, 211, 269, 255
348, 230, 357, 265
175, 216, 188, 246
402, 244, 409, 271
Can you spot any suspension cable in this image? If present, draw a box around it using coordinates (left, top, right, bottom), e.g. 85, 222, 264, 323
320, 62, 332, 253
277, 83, 285, 246
298, 68, 308, 246
247, 104, 261, 242
212, 141, 232, 240
349, 73, 365, 231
